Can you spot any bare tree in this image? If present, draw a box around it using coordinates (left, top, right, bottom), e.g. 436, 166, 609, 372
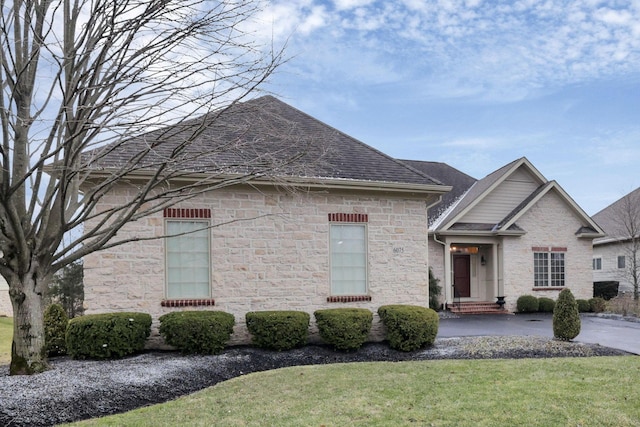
601, 189, 640, 301
0, 0, 290, 374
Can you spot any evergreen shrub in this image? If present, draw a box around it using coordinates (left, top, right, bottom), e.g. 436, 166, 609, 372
537, 297, 555, 313
377, 305, 438, 352
159, 310, 235, 354
589, 297, 607, 313
245, 310, 310, 351
314, 308, 373, 351
516, 295, 539, 313
553, 288, 581, 341
44, 303, 68, 356
429, 268, 442, 311
576, 299, 591, 313
66, 312, 151, 359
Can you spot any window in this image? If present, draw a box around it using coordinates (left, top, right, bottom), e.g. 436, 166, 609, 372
534, 249, 565, 287
593, 257, 602, 270
330, 223, 367, 295
618, 255, 626, 269
165, 219, 211, 298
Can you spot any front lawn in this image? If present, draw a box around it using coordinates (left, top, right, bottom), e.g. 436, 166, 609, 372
69, 356, 640, 426
0, 317, 11, 364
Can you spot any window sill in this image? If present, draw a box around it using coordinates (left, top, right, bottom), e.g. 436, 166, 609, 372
161, 298, 215, 307
327, 295, 372, 303
532, 287, 565, 291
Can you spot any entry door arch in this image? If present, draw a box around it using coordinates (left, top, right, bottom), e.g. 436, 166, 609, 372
453, 254, 471, 298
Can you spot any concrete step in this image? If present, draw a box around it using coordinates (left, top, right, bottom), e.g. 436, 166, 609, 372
448, 301, 510, 315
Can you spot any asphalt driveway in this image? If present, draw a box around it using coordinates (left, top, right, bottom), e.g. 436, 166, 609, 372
438, 313, 640, 355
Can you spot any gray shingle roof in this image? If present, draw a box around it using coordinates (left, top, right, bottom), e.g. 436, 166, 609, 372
592, 187, 640, 242
84, 96, 444, 189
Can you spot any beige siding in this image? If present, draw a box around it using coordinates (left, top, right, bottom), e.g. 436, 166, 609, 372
593, 242, 633, 294
84, 185, 431, 347
0, 276, 11, 317
500, 190, 593, 311
461, 166, 540, 224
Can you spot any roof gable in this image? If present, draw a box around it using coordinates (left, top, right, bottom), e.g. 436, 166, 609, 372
83, 96, 446, 191
592, 187, 640, 244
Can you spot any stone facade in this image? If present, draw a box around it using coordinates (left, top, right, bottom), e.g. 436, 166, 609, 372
501, 191, 594, 311
84, 185, 431, 346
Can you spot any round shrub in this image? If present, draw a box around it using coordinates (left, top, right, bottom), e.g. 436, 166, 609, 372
576, 299, 591, 313
44, 303, 68, 357
377, 305, 439, 352
589, 297, 606, 313
553, 288, 581, 341
66, 312, 152, 359
314, 308, 373, 351
246, 311, 310, 351
516, 295, 539, 313
537, 297, 555, 313
159, 310, 235, 355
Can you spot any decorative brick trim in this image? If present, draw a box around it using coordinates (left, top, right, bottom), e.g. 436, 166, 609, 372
532, 287, 565, 292
551, 247, 567, 252
531, 246, 549, 252
327, 295, 372, 303
164, 208, 211, 219
161, 299, 215, 307
328, 213, 368, 223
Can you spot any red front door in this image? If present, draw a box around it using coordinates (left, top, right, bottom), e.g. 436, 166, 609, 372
453, 255, 471, 298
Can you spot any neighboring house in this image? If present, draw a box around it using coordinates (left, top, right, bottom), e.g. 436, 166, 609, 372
592, 187, 640, 296
407, 157, 604, 313
0, 276, 10, 317
82, 96, 450, 345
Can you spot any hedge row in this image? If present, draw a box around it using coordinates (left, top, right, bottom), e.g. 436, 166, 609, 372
516, 295, 606, 314
50, 305, 440, 360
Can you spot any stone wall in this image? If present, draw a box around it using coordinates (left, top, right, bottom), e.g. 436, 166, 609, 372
501, 190, 595, 311
83, 185, 431, 347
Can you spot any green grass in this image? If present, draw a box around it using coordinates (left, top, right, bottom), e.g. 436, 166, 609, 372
0, 317, 12, 364
68, 356, 640, 427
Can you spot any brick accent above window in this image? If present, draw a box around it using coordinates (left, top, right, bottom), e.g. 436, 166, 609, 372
328, 213, 368, 223
164, 208, 211, 219
327, 295, 372, 303
161, 299, 215, 307
532, 246, 567, 252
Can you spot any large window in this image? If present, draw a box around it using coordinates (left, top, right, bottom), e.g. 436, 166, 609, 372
330, 223, 367, 295
165, 220, 211, 298
534, 250, 565, 287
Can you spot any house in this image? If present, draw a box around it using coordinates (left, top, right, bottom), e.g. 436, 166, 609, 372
592, 187, 640, 297
0, 276, 10, 317
406, 157, 604, 313
82, 96, 451, 345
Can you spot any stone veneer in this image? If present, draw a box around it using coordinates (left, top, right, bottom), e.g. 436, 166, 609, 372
83, 184, 431, 347
0, 276, 11, 317
501, 191, 594, 311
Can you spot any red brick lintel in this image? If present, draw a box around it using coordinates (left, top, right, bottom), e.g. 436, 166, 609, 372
327, 295, 372, 303
328, 213, 368, 223
531, 246, 567, 252
161, 299, 215, 307
164, 208, 211, 219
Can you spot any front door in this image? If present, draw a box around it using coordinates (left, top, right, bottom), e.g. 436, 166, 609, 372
453, 255, 471, 298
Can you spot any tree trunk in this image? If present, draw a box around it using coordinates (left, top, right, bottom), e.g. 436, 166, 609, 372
8, 273, 49, 375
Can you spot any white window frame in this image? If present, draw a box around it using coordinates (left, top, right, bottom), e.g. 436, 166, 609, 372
593, 257, 602, 270
534, 250, 565, 287
329, 223, 368, 296
165, 219, 211, 299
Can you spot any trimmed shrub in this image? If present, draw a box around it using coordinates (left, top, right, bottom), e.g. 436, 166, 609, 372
314, 308, 373, 351
589, 297, 607, 313
44, 303, 68, 357
159, 311, 235, 355
66, 312, 151, 359
246, 311, 310, 351
377, 305, 439, 352
553, 288, 581, 341
576, 299, 591, 313
537, 297, 555, 313
593, 281, 619, 300
516, 295, 539, 313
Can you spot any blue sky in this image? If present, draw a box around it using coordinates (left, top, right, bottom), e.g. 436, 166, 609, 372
256, 0, 640, 215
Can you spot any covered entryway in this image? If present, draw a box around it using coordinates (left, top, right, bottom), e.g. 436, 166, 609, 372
453, 255, 471, 298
